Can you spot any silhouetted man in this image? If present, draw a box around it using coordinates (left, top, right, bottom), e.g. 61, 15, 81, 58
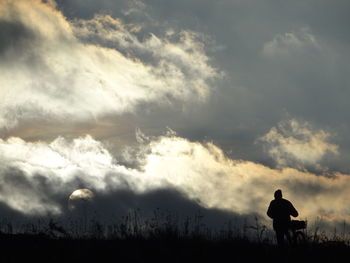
267, 189, 298, 247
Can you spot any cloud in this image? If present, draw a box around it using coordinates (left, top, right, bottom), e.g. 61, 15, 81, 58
258, 119, 338, 169
262, 27, 320, 58
0, 0, 219, 130
1, 132, 350, 230
2, 0, 350, 234
50, 0, 350, 177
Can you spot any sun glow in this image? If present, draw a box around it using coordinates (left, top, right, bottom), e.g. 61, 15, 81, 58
68, 188, 95, 211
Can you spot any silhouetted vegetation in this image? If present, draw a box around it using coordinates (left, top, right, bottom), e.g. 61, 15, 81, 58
0, 210, 349, 262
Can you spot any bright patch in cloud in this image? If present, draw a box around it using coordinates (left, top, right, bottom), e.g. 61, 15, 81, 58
258, 119, 338, 168
262, 27, 320, 58
0, 0, 219, 130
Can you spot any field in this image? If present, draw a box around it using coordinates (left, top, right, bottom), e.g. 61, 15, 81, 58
1, 231, 349, 262
0, 211, 349, 262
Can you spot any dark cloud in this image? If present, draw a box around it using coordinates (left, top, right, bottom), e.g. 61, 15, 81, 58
0, 170, 250, 234
0, 20, 35, 56
90, 188, 246, 228
53, 0, 350, 173
0, 167, 67, 215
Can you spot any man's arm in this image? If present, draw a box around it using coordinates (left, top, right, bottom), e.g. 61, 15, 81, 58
267, 201, 274, 219
288, 201, 298, 217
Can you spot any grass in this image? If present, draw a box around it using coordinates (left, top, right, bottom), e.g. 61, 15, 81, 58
0, 210, 349, 262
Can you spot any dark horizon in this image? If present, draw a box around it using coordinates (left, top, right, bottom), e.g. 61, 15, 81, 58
1, 0, 350, 240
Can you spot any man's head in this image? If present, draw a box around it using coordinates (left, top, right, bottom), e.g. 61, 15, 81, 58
274, 189, 282, 199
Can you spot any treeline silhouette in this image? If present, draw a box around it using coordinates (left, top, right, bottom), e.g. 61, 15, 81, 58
0, 209, 349, 263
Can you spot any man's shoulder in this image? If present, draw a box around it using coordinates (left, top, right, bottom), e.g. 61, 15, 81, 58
271, 198, 292, 205
281, 198, 294, 206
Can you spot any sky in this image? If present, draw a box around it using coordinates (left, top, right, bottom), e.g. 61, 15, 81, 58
1, 0, 350, 232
